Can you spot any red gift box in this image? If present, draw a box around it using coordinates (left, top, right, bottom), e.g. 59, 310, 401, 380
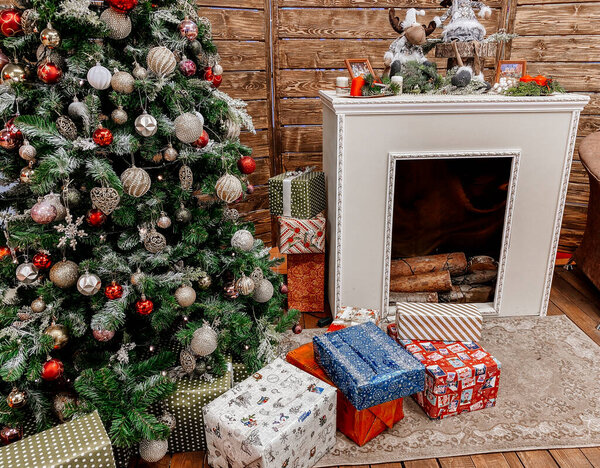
278, 212, 326, 255
287, 253, 325, 312
287, 342, 404, 446
387, 324, 501, 419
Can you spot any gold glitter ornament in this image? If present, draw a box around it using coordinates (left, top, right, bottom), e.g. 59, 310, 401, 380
190, 323, 218, 357
132, 62, 147, 79
31, 296, 46, 313
253, 278, 274, 303
49, 260, 79, 289
44, 323, 69, 349
111, 70, 135, 93
175, 285, 196, 307
111, 106, 128, 124
231, 229, 254, 252
174, 112, 203, 143
163, 144, 178, 162
100, 8, 131, 40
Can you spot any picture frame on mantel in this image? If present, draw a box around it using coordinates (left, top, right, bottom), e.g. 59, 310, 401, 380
495, 60, 527, 83
345, 58, 375, 80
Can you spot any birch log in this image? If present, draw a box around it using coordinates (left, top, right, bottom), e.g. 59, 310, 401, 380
391, 252, 467, 277
390, 270, 453, 293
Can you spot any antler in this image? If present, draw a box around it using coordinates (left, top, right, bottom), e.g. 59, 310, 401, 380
388, 8, 405, 34
424, 20, 437, 36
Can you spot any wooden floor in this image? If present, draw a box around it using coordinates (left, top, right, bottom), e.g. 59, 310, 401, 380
132, 268, 600, 468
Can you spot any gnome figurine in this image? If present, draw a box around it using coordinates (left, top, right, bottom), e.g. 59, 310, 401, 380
434, 0, 492, 43
384, 8, 438, 77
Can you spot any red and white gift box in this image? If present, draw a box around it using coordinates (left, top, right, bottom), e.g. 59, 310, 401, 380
327, 306, 380, 332
388, 324, 501, 419
278, 212, 325, 254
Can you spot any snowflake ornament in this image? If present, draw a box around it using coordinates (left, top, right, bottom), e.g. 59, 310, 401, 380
54, 209, 87, 249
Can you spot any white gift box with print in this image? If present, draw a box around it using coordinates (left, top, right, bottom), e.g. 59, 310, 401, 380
203, 358, 337, 468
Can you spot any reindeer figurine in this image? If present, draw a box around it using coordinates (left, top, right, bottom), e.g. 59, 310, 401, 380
384, 8, 438, 78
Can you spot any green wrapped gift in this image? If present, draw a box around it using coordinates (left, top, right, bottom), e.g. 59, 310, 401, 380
233, 361, 250, 384
162, 356, 233, 453
269, 170, 326, 219
0, 411, 115, 468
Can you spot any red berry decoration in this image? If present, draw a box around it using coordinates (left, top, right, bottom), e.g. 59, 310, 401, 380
237, 156, 256, 175
0, 9, 22, 37
135, 296, 154, 315
0, 246, 10, 260
93, 126, 113, 146
32, 252, 52, 270
246, 184, 255, 194
86, 208, 107, 227
41, 358, 64, 381
212, 75, 223, 88
192, 129, 209, 148
104, 281, 123, 300
292, 323, 302, 334
37, 62, 62, 84
107, 0, 138, 13
204, 67, 213, 81
0, 426, 22, 446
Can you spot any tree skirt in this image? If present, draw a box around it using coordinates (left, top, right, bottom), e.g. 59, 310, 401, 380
278, 316, 600, 465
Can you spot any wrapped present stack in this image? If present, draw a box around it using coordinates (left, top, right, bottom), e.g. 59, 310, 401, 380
288, 320, 425, 447
389, 302, 501, 419
269, 170, 326, 312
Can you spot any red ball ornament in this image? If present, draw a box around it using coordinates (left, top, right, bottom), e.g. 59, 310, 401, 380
292, 323, 302, 334
0, 246, 10, 260
93, 126, 113, 146
204, 67, 213, 81
93, 328, 115, 342
279, 283, 288, 295
192, 129, 209, 148
41, 358, 64, 381
212, 75, 223, 88
107, 0, 138, 13
0, 426, 22, 446
0, 9, 22, 37
179, 59, 196, 77
104, 281, 123, 300
86, 208, 107, 227
135, 297, 154, 315
37, 62, 62, 84
32, 252, 52, 270
0, 118, 22, 150
237, 156, 256, 175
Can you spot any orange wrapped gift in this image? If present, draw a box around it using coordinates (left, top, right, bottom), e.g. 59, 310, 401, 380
287, 342, 404, 446
287, 253, 325, 312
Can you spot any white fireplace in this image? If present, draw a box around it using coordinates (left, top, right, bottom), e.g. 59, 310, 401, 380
320, 91, 589, 318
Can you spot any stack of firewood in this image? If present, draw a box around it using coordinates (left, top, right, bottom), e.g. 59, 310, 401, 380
389, 253, 497, 304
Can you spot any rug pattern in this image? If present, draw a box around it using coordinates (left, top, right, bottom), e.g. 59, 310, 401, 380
277, 316, 600, 465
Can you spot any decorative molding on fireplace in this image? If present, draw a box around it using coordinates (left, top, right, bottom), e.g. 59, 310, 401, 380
334, 114, 345, 313
382, 150, 521, 318
541, 110, 581, 317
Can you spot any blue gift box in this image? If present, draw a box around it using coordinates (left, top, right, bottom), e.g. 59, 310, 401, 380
313, 322, 426, 410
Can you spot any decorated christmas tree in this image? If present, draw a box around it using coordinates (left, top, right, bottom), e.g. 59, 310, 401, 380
0, 0, 296, 454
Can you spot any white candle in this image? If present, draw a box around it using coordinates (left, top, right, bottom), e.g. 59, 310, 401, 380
336, 76, 350, 95
391, 75, 403, 94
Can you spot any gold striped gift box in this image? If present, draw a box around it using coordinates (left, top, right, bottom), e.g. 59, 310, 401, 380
395, 303, 483, 342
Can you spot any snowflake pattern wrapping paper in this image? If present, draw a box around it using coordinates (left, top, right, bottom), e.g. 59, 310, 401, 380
0, 411, 115, 468
388, 323, 501, 419
313, 322, 425, 410
203, 358, 337, 468
327, 306, 381, 332
287, 342, 404, 447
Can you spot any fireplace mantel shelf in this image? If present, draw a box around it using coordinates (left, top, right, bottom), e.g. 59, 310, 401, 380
320, 90, 589, 318
319, 90, 589, 115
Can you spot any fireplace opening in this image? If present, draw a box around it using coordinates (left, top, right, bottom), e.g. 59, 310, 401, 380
390, 157, 513, 306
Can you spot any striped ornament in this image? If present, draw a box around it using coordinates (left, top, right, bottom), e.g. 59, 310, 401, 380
146, 46, 176, 76
121, 166, 151, 198
395, 302, 482, 342
278, 213, 325, 254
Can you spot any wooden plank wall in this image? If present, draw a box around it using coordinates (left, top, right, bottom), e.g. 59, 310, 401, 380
200, 0, 275, 242
205, 0, 593, 252
509, 0, 597, 253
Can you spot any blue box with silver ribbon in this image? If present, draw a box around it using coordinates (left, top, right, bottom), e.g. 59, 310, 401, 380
313, 322, 426, 410
268, 170, 326, 219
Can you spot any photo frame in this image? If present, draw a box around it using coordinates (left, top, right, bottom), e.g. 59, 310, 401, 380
345, 58, 376, 80
495, 60, 527, 83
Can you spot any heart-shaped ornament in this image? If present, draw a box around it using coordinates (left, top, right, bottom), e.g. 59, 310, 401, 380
90, 187, 121, 215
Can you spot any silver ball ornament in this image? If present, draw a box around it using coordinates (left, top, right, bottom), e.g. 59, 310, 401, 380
87, 62, 112, 90
147, 46, 176, 76
134, 112, 157, 137
16, 263, 38, 284
175, 285, 196, 307
253, 278, 274, 303
100, 8, 132, 40
198, 272, 212, 290
235, 275, 255, 296
121, 166, 151, 197
49, 260, 79, 289
139, 439, 168, 463
215, 174, 243, 203
77, 272, 102, 296
67, 98, 88, 121
156, 212, 172, 229
43, 193, 66, 221
163, 144, 178, 162
31, 199, 57, 224
158, 412, 176, 430
31, 296, 46, 313
18, 141, 36, 161
175, 206, 192, 223
111, 106, 128, 125
111, 70, 135, 94
174, 112, 204, 144
190, 323, 218, 357
213, 64, 223, 76
231, 229, 254, 251
132, 62, 147, 80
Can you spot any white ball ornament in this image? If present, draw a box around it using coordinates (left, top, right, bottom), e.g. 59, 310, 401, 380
213, 64, 223, 76
134, 112, 158, 137
253, 278, 274, 303
231, 229, 254, 252
174, 112, 203, 143
190, 323, 218, 357
139, 439, 168, 463
77, 272, 102, 296
121, 166, 151, 197
175, 285, 196, 307
16, 262, 38, 284
215, 174, 243, 203
87, 63, 112, 90
100, 8, 132, 40
147, 46, 176, 76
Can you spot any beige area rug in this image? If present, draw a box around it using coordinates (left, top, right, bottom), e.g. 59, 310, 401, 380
277, 315, 600, 465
